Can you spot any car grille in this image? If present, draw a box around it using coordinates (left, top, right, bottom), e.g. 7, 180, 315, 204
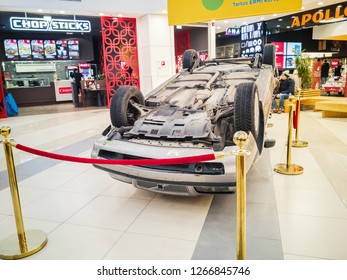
135, 180, 190, 194
98, 150, 225, 175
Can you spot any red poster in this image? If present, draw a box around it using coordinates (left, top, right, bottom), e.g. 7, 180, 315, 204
311, 60, 322, 89
331, 58, 339, 68
273, 42, 285, 55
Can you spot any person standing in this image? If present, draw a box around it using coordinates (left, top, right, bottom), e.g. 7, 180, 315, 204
71, 68, 83, 107
321, 59, 330, 85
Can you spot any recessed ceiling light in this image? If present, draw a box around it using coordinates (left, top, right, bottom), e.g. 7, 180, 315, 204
301, 6, 305, 10
99, 13, 104, 16
60, 11, 65, 14
118, 14, 123, 17
273, 14, 278, 17
286, 26, 291, 29
37, 9, 43, 13
276, 25, 281, 27
176, 25, 182, 29
162, 10, 167, 14
318, 2, 324, 6
278, 18, 283, 21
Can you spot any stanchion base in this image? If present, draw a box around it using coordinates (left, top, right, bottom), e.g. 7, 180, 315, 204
292, 140, 308, 148
274, 163, 304, 175
0, 229, 48, 260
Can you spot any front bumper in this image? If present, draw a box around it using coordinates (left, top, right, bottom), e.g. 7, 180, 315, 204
91, 137, 258, 195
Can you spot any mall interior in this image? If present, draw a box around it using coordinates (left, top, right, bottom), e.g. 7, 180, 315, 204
0, 0, 347, 260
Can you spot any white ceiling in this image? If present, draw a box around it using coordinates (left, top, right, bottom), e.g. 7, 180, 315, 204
0, 0, 344, 31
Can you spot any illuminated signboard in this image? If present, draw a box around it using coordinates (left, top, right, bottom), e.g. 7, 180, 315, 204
10, 17, 91, 33
273, 42, 302, 69
225, 27, 240, 36
240, 22, 264, 57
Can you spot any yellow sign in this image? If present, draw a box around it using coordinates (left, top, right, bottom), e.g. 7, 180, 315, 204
168, 0, 302, 26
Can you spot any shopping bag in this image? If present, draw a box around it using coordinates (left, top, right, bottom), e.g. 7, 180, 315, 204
5, 93, 18, 116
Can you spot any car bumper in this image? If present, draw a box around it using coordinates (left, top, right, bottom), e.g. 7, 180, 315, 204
91, 136, 258, 195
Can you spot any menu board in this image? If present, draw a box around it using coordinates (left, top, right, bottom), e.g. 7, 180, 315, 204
68, 40, 80, 60
18, 39, 32, 60
4, 39, 80, 60
272, 42, 302, 69
4, 39, 19, 60
56, 40, 68, 60
44, 40, 57, 59
31, 39, 44, 60
240, 22, 263, 57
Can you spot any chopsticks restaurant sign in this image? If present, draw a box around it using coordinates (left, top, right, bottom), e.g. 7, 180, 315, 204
167, 0, 302, 25
10, 17, 91, 33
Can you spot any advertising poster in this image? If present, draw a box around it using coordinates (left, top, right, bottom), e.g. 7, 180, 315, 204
31, 40, 44, 60
56, 40, 69, 60
44, 40, 57, 59
68, 40, 80, 60
18, 39, 32, 60
311, 59, 322, 89
271, 42, 301, 69
276, 55, 285, 69
4, 39, 19, 60
240, 22, 263, 57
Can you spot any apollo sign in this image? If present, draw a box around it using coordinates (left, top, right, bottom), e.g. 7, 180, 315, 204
10, 17, 91, 33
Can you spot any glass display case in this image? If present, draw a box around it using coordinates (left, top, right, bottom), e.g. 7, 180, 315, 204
6, 77, 50, 89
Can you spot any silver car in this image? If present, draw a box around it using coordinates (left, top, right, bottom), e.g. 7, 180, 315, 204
91, 44, 276, 196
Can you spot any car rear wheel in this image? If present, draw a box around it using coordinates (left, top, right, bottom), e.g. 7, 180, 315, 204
183, 49, 199, 71
234, 83, 264, 153
262, 44, 276, 69
110, 86, 145, 127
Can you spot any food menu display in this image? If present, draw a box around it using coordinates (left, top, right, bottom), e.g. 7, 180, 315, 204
44, 40, 57, 59
68, 40, 80, 60
31, 40, 44, 60
3, 39, 80, 60
4, 39, 19, 60
273, 42, 302, 69
18, 39, 32, 60
240, 22, 264, 57
56, 40, 68, 60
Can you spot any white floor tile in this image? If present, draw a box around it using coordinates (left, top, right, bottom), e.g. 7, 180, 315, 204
27, 223, 123, 260
283, 254, 328, 260
101, 181, 156, 200
104, 232, 196, 260
21, 191, 96, 222
66, 195, 151, 231
128, 195, 213, 241
279, 213, 347, 259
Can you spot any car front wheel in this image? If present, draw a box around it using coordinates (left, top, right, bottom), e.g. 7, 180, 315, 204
110, 86, 145, 127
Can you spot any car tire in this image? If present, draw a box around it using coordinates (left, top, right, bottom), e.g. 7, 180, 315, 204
110, 86, 145, 127
183, 49, 199, 71
262, 44, 276, 69
234, 83, 264, 149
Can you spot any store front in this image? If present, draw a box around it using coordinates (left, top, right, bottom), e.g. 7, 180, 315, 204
0, 12, 104, 107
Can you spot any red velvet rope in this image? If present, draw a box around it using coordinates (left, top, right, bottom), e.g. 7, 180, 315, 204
15, 143, 216, 166
293, 99, 299, 129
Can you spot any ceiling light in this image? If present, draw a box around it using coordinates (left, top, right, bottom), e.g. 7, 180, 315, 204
286, 26, 291, 29
278, 18, 283, 21
37, 9, 43, 13
301, 7, 305, 10
60, 11, 65, 14
276, 25, 280, 27
273, 14, 278, 17
162, 10, 167, 14
99, 13, 104, 16
260, 17, 265, 20
118, 14, 123, 17
176, 25, 182, 29
318, 2, 324, 6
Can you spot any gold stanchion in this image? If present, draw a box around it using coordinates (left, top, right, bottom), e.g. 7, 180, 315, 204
0, 126, 47, 260
232, 131, 250, 260
274, 100, 304, 175
292, 93, 308, 148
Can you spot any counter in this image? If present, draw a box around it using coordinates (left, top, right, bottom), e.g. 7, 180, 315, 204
54, 80, 73, 101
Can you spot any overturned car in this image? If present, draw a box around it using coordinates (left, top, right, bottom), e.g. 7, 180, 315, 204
91, 44, 277, 196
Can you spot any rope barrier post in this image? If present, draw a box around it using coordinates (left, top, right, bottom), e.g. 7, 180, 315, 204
232, 131, 250, 260
0, 126, 47, 260
274, 99, 304, 175
292, 93, 308, 148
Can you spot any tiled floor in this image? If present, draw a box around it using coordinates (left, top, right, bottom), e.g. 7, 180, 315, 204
0, 104, 346, 260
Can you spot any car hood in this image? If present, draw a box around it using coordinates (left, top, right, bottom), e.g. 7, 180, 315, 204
128, 105, 212, 139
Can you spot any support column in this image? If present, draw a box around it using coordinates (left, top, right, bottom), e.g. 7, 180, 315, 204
208, 21, 216, 59
137, 14, 176, 96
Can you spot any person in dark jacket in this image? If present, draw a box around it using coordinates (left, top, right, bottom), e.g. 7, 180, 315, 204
272, 72, 295, 113
321, 59, 330, 85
